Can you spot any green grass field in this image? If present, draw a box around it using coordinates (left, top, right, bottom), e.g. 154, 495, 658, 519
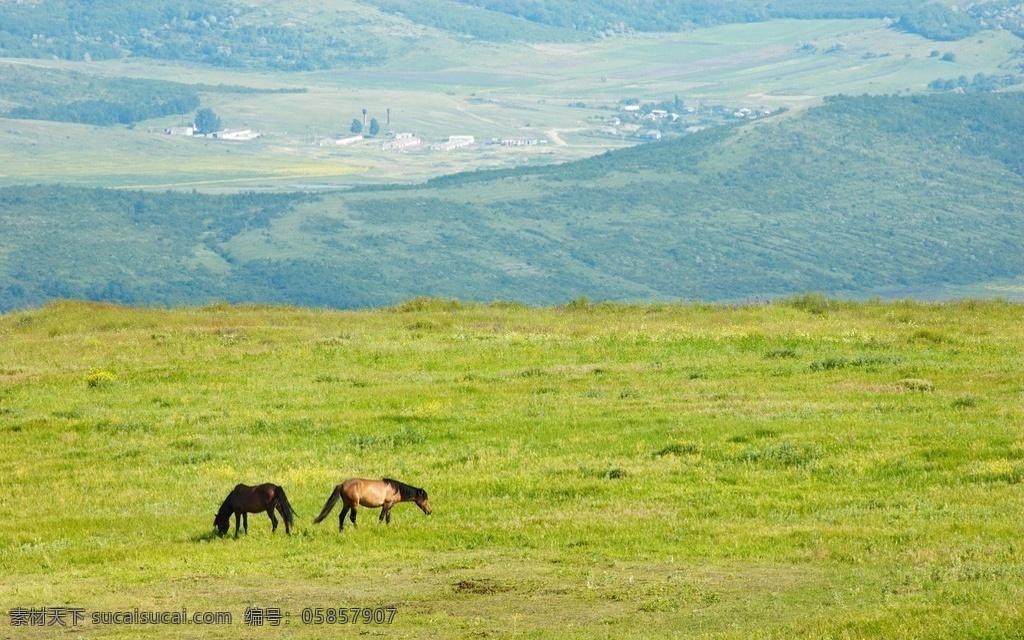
2, 298, 1023, 638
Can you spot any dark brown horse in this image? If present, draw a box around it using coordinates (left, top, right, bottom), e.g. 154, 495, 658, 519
313, 478, 431, 530
214, 483, 296, 537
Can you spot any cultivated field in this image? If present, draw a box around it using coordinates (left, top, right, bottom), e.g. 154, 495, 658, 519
2, 298, 1022, 638
2, 18, 1021, 191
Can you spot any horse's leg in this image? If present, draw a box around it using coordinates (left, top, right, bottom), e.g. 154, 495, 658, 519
268, 509, 278, 533
233, 512, 241, 537
380, 505, 392, 524
338, 505, 350, 531
350, 506, 358, 527
243, 512, 249, 535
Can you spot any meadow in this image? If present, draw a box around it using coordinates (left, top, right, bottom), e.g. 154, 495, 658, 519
1, 298, 1023, 638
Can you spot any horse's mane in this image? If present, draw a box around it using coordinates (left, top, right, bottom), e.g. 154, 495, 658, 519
383, 478, 423, 500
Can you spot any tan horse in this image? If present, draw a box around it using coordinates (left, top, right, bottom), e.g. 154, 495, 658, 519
214, 483, 296, 537
312, 478, 431, 530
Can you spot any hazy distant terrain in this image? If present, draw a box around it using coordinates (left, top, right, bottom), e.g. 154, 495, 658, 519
1, 1, 1023, 309
5, 0, 1020, 64
4, 9, 1024, 188
2, 92, 1023, 310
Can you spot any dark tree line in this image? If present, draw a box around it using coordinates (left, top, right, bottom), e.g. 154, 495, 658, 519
388, 0, 1017, 43
0, 64, 307, 127
903, 0, 1024, 40
0, 66, 202, 127
928, 73, 1024, 93
896, 4, 983, 41
437, 0, 771, 33
366, 0, 586, 42
8, 93, 199, 127
0, 0, 385, 70
441, 0, 923, 33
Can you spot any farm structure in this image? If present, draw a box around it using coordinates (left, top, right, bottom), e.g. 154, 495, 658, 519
383, 132, 421, 151
430, 135, 475, 151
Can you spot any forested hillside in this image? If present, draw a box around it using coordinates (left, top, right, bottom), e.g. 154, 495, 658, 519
1, 92, 1023, 311
0, 64, 303, 127
0, 188, 308, 310
0, 0, 388, 69
445, 0, 904, 30
0, 65, 199, 126
3, 0, 1022, 70
433, 0, 1024, 40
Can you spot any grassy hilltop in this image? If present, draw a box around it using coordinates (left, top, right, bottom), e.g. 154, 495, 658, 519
1, 298, 1023, 638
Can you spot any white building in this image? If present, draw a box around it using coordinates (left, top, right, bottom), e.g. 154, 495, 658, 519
164, 125, 195, 136
430, 135, 475, 151
382, 132, 421, 151
500, 137, 538, 146
213, 128, 260, 141
318, 134, 363, 147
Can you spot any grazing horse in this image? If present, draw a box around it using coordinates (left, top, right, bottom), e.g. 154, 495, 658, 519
214, 483, 296, 537
313, 478, 431, 530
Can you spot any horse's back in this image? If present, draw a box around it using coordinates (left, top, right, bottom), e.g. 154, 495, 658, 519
254, 482, 279, 496
340, 478, 376, 494
341, 478, 391, 507
229, 482, 280, 511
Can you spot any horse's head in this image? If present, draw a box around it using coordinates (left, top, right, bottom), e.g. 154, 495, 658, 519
415, 489, 432, 515
214, 513, 230, 536
214, 499, 233, 536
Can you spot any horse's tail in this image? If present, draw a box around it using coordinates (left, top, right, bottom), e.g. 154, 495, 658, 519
275, 486, 297, 527
312, 485, 342, 524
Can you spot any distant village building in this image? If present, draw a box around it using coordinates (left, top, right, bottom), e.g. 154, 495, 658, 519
382, 132, 421, 151
164, 125, 195, 136
430, 135, 475, 151
500, 137, 538, 146
213, 128, 260, 141
318, 134, 363, 147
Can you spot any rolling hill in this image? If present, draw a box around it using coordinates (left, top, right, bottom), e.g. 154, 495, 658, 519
2, 91, 1023, 311
3, 0, 1016, 68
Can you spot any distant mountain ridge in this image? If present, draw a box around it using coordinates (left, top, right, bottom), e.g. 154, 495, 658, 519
1, 0, 1014, 69
2, 91, 1023, 310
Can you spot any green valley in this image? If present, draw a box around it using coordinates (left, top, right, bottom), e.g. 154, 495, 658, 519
2, 92, 1024, 310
